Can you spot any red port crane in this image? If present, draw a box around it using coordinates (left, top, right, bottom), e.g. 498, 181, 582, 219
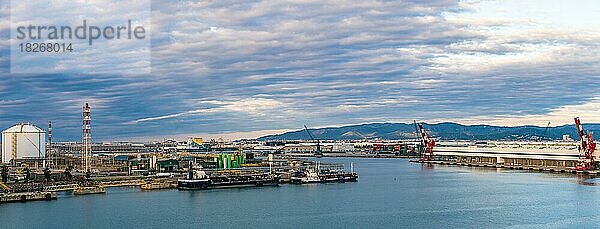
416, 121, 435, 161
574, 117, 596, 171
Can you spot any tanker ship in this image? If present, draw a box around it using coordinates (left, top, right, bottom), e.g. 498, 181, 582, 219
177, 165, 279, 190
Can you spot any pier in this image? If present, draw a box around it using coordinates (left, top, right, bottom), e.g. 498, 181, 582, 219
413, 146, 598, 174
0, 192, 57, 203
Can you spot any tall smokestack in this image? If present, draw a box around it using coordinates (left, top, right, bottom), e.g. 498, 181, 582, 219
82, 103, 92, 173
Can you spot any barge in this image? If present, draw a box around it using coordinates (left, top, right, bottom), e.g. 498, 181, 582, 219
0, 192, 57, 203
177, 165, 279, 190
291, 171, 358, 184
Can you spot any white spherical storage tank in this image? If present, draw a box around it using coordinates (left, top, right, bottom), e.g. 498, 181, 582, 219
1, 123, 46, 164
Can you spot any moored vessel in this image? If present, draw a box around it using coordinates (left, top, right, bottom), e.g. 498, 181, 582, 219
178, 164, 280, 190
290, 171, 322, 184
291, 162, 358, 184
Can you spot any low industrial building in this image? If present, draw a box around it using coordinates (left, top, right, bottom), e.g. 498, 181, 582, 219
432, 141, 591, 169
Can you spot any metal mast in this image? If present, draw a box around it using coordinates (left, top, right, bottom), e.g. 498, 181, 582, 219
47, 121, 53, 167
82, 103, 92, 173
48, 121, 52, 151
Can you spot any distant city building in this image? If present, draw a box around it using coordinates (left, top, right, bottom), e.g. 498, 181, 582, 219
563, 134, 573, 141
332, 143, 355, 152
282, 144, 333, 153
52, 142, 156, 155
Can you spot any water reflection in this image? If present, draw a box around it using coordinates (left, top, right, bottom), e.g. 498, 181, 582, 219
421, 163, 434, 170
428, 163, 600, 186
576, 174, 600, 186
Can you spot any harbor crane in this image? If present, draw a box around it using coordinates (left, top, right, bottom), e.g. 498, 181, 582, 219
542, 122, 551, 140
304, 125, 323, 158
415, 121, 435, 162
574, 117, 596, 171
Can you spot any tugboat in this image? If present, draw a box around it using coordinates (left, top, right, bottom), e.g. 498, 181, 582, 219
178, 163, 279, 190
291, 162, 323, 184
290, 170, 322, 184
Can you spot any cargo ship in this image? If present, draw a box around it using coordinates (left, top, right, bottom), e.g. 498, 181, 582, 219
177, 165, 279, 190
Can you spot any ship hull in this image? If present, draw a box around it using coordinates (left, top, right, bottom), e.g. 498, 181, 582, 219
178, 178, 279, 190
291, 173, 359, 184
290, 178, 322, 184
177, 179, 211, 190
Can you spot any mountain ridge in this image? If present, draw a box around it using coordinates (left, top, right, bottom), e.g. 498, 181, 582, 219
257, 122, 600, 141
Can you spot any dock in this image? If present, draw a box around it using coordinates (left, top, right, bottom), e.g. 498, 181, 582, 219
0, 192, 57, 203
414, 159, 597, 175
407, 145, 598, 173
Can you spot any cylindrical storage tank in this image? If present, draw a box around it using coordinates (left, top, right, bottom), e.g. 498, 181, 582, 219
1, 123, 46, 164
227, 154, 231, 169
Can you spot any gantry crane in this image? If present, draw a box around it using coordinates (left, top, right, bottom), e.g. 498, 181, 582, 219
574, 117, 596, 171
304, 125, 323, 158
416, 121, 435, 162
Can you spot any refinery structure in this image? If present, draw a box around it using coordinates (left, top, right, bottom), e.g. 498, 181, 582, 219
0, 103, 360, 202
0, 103, 595, 173
0, 103, 596, 173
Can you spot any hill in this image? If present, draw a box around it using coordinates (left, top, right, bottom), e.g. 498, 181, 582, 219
257, 122, 600, 141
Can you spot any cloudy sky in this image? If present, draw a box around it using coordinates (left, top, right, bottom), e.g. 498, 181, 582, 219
1, 0, 600, 141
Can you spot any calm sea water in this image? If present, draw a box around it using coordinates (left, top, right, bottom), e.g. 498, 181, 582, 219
2, 158, 600, 228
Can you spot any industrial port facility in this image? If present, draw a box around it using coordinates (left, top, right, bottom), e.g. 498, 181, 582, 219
0, 102, 597, 203
413, 117, 599, 174
0, 103, 360, 203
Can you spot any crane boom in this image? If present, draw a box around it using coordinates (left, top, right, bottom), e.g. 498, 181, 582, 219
304, 125, 316, 141
304, 125, 322, 157
542, 122, 550, 140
